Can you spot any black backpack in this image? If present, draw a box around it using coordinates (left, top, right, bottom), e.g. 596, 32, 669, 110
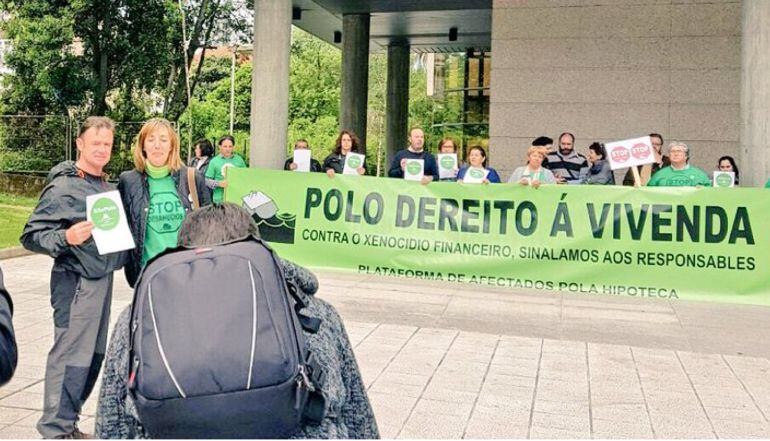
128, 236, 324, 439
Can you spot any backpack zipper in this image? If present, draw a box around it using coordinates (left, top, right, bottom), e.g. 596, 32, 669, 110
294, 364, 314, 410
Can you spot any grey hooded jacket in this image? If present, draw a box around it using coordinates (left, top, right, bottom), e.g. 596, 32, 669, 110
95, 259, 380, 439
20, 161, 125, 279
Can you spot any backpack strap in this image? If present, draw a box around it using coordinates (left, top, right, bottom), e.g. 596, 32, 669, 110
187, 167, 200, 210
302, 351, 327, 422
286, 280, 322, 334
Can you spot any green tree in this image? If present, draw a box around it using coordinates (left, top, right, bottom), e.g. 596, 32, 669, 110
0, 3, 85, 115
0, 0, 251, 120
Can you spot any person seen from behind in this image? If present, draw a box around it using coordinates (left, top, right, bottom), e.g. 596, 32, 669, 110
94, 203, 379, 439
0, 266, 17, 387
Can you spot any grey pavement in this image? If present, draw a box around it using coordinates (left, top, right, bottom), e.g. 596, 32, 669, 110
1, 253, 770, 439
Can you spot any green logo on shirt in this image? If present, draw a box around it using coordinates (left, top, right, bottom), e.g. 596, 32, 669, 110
148, 191, 184, 234
91, 198, 119, 231
406, 161, 422, 175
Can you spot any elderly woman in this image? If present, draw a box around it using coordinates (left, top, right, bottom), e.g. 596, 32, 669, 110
118, 118, 211, 288
507, 146, 557, 188
95, 204, 379, 439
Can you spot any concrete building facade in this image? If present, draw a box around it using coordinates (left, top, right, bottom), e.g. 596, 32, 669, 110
490, 0, 744, 182
256, 0, 768, 185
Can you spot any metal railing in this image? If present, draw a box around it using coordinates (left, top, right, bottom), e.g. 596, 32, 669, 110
0, 115, 177, 177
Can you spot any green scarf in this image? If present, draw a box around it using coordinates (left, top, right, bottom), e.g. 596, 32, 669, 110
146, 163, 170, 179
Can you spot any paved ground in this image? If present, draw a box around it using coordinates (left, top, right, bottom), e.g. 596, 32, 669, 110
1, 253, 770, 439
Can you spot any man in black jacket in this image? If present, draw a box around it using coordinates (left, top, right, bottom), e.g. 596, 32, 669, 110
0, 266, 17, 387
21, 116, 125, 439
283, 139, 323, 172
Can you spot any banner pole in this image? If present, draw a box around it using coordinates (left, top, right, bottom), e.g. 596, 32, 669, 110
631, 166, 642, 188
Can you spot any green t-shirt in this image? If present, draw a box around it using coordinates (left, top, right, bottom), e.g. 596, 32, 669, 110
142, 175, 185, 265
765, 179, 770, 188
647, 165, 712, 187
205, 154, 247, 203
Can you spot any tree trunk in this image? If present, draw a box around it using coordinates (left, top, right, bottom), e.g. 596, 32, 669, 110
92, 8, 112, 116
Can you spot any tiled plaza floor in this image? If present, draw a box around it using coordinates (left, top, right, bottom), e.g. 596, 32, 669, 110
1, 254, 769, 439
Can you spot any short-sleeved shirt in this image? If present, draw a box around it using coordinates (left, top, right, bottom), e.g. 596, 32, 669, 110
205, 154, 247, 203
646, 165, 712, 187
142, 175, 185, 265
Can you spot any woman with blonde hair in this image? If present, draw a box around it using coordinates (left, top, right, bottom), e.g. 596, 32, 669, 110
118, 118, 211, 287
508, 146, 557, 188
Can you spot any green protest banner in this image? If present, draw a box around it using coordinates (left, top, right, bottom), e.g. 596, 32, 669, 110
227, 168, 770, 305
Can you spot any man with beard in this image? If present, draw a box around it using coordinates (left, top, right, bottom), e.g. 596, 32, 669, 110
544, 132, 589, 184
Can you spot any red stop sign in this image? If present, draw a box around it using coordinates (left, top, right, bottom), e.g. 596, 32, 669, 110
611, 146, 630, 163
631, 142, 651, 160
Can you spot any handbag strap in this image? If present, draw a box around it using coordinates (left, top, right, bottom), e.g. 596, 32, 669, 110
186, 167, 200, 210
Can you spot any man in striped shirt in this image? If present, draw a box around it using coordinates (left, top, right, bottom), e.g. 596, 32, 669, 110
545, 132, 589, 184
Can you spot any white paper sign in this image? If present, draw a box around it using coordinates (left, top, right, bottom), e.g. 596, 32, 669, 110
86, 191, 135, 255
605, 136, 655, 171
404, 159, 425, 181
292, 149, 311, 172
437, 153, 458, 179
463, 166, 489, 184
713, 171, 736, 188
342, 153, 365, 175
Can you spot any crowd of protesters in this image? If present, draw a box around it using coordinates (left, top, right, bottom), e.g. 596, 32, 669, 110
3, 115, 769, 439
278, 127, 762, 189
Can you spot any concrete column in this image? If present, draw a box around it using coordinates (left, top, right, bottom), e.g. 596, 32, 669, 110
740, 0, 770, 187
340, 14, 370, 154
385, 43, 410, 168
250, 0, 291, 169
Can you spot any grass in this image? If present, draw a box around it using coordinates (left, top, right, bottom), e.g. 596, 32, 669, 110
0, 193, 36, 249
